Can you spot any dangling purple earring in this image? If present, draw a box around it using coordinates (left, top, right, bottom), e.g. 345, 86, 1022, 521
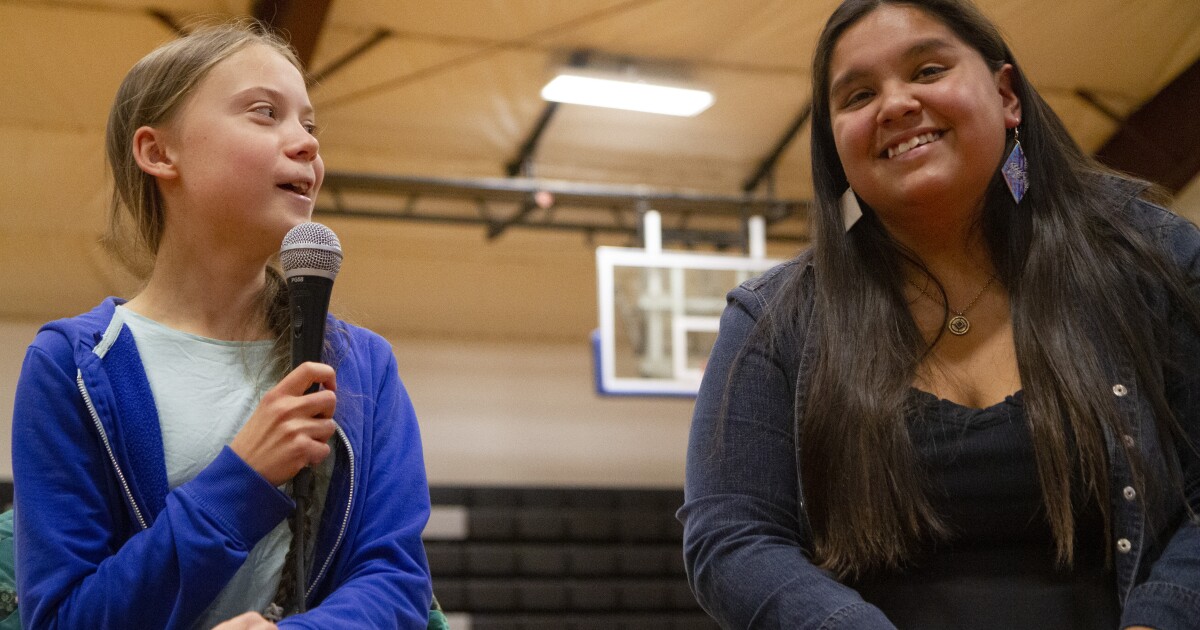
1002, 126, 1028, 204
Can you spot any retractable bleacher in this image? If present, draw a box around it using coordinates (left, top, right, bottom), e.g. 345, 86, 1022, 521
424, 486, 717, 630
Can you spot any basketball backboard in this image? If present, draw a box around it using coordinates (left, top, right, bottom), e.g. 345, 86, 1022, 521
594, 244, 781, 396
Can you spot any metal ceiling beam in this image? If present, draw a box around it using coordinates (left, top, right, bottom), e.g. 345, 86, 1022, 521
743, 102, 811, 194
1091, 57, 1200, 193
316, 207, 770, 249
147, 9, 186, 36
315, 172, 810, 246
505, 102, 560, 178
252, 0, 334, 69
320, 172, 803, 216
1073, 89, 1123, 124
486, 197, 539, 240
317, 0, 658, 112
309, 28, 391, 85
504, 51, 589, 180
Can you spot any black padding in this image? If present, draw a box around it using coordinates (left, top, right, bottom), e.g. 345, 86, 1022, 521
427, 486, 708, 625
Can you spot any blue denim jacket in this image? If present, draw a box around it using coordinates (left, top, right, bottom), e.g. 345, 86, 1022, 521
679, 200, 1200, 629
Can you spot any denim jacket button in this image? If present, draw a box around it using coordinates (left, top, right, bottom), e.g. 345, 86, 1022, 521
1112, 383, 1128, 396
1117, 538, 1132, 553
1122, 434, 1135, 448
1123, 486, 1137, 501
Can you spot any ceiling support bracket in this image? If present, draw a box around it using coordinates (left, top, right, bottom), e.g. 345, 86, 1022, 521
316, 171, 810, 247
1091, 59, 1200, 193
310, 28, 392, 85
742, 102, 812, 194
505, 102, 561, 178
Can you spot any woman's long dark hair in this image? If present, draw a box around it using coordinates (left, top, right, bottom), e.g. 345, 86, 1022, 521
775, 0, 1200, 578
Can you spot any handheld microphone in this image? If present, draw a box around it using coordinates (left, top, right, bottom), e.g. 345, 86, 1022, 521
279, 221, 343, 614
281, 222, 343, 376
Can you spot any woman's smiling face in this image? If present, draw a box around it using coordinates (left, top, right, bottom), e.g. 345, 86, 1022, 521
828, 4, 1020, 222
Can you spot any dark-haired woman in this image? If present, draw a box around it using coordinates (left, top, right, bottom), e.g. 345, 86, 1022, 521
679, 1, 1200, 629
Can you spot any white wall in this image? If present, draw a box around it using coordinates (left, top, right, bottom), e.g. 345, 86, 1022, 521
0, 322, 26, 481
0, 318, 694, 488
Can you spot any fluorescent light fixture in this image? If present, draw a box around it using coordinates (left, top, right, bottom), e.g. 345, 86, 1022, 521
541, 70, 714, 117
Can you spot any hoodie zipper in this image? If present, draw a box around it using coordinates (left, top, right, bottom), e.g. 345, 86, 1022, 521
80, 364, 354, 598
77, 369, 148, 531
306, 423, 356, 598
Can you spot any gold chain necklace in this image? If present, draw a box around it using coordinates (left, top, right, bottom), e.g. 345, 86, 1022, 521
909, 275, 996, 336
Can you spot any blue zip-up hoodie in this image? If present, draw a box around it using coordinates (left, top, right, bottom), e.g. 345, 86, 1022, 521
12, 298, 433, 629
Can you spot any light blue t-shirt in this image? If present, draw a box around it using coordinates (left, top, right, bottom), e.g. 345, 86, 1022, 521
115, 306, 289, 628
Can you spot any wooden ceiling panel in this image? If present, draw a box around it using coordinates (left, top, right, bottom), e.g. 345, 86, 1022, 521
315, 48, 551, 171
324, 0, 642, 41
997, 0, 1200, 97
311, 32, 486, 106
2, 0, 1198, 338
532, 0, 833, 67
1039, 96, 1121, 155
0, 5, 174, 129
51, 0, 250, 12
1, 129, 108, 231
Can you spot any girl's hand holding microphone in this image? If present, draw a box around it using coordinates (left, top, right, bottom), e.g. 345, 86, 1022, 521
230, 361, 337, 487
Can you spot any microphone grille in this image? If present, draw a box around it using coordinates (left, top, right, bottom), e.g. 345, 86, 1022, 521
281, 222, 343, 277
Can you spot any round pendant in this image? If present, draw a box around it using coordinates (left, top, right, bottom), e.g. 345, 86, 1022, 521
948, 315, 970, 335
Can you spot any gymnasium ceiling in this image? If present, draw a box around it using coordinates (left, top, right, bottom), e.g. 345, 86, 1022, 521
3, 0, 1199, 342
